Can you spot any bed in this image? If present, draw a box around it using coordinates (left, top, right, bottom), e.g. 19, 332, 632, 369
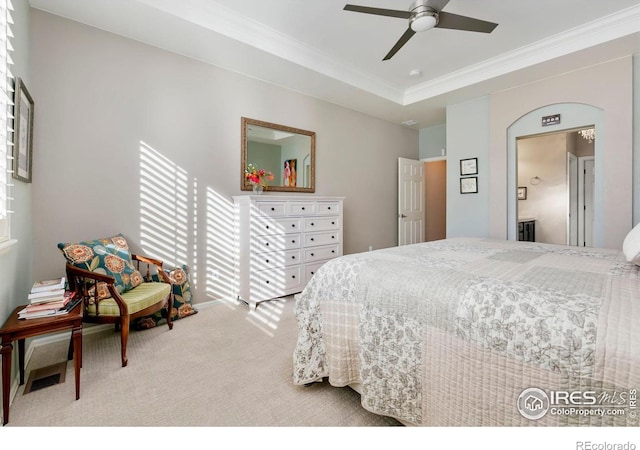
292, 237, 639, 426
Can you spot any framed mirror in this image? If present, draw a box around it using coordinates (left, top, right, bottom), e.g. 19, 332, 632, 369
241, 117, 315, 193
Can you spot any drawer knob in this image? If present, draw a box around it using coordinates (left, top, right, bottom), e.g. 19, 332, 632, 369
331, 250, 335, 253
265, 242, 269, 246
310, 238, 314, 241
310, 222, 315, 226
266, 259, 270, 263
301, 207, 305, 210
266, 225, 269, 229
291, 256, 296, 259
310, 253, 314, 257
332, 221, 335, 225
265, 280, 270, 284
271, 207, 275, 211
292, 275, 296, 279
331, 236, 335, 239
292, 239, 296, 243
328, 206, 331, 210
311, 271, 315, 275
292, 224, 296, 228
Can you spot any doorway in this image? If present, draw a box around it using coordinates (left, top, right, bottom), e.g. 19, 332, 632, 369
516, 128, 594, 246
397, 157, 447, 245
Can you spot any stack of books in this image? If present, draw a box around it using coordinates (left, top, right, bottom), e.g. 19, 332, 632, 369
18, 277, 82, 320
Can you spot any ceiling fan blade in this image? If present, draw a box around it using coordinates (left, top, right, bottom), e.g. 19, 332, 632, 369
343, 4, 412, 19
383, 27, 416, 61
436, 11, 498, 33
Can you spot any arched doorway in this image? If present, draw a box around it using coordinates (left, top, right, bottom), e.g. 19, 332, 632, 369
506, 103, 604, 247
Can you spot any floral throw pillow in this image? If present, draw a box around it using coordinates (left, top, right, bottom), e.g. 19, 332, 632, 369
133, 264, 198, 329
58, 234, 143, 300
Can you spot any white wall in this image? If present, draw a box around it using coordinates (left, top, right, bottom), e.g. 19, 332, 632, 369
29, 10, 418, 303
419, 123, 446, 159
446, 97, 491, 238
634, 54, 640, 226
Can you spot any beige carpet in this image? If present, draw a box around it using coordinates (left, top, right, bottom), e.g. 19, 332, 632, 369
5, 296, 400, 427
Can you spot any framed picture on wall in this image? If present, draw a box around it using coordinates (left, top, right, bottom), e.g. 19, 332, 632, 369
460, 177, 478, 194
13, 78, 34, 183
517, 186, 527, 200
460, 157, 478, 176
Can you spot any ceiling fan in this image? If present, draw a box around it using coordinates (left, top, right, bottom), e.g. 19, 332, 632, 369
344, 0, 498, 61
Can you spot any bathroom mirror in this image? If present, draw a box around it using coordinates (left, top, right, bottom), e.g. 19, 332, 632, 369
241, 117, 315, 193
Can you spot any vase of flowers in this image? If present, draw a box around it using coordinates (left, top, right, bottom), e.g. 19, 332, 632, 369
245, 164, 274, 194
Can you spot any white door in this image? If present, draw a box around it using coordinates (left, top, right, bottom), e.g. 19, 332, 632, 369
398, 157, 425, 246
567, 152, 578, 245
580, 157, 595, 247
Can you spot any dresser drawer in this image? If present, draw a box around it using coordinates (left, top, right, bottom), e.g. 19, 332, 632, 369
316, 202, 340, 215
304, 244, 339, 263
289, 202, 315, 215
253, 266, 302, 294
304, 230, 340, 247
304, 261, 327, 283
253, 234, 301, 252
252, 249, 302, 270
255, 201, 287, 216
304, 216, 339, 232
253, 217, 301, 235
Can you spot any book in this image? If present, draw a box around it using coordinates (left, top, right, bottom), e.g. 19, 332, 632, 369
30, 277, 66, 294
19, 295, 82, 320
28, 288, 67, 303
18, 307, 58, 319
24, 292, 75, 312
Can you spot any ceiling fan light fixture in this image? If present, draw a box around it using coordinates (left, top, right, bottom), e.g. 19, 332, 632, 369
410, 13, 437, 32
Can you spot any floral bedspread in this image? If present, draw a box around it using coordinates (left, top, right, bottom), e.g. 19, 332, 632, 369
293, 238, 640, 426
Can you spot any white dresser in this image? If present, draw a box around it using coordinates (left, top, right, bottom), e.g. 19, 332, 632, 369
233, 195, 344, 309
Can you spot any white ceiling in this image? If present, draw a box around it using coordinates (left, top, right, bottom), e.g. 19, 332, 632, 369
28, 0, 640, 128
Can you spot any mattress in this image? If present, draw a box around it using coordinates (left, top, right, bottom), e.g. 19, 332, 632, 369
292, 237, 640, 426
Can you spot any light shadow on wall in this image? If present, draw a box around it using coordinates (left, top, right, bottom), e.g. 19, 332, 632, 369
205, 187, 236, 300
139, 142, 285, 331
139, 141, 191, 271
138, 141, 239, 301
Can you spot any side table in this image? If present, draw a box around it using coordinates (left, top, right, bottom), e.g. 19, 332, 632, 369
0, 301, 83, 425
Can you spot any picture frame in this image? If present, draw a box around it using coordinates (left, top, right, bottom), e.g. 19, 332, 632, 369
460, 157, 478, 176
283, 158, 297, 187
13, 78, 34, 183
460, 177, 478, 194
517, 186, 527, 200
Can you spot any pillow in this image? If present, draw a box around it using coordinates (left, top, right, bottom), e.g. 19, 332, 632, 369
622, 222, 640, 265
133, 264, 198, 329
58, 233, 143, 299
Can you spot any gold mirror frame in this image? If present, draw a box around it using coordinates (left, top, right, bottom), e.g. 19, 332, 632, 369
241, 117, 316, 193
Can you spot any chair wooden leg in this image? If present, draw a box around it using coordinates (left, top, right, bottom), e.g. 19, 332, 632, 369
166, 294, 174, 330
120, 316, 130, 367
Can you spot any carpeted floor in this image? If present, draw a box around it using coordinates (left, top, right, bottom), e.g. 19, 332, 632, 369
5, 296, 401, 427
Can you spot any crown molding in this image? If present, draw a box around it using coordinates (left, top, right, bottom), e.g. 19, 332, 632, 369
403, 3, 640, 104
137, 0, 405, 103
143, 1, 640, 106
37, 0, 640, 108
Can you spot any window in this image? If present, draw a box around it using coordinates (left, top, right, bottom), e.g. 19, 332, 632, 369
0, 0, 12, 244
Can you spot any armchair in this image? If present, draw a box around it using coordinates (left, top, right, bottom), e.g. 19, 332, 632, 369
59, 235, 173, 367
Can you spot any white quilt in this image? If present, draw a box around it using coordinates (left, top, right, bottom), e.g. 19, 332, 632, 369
293, 238, 640, 426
